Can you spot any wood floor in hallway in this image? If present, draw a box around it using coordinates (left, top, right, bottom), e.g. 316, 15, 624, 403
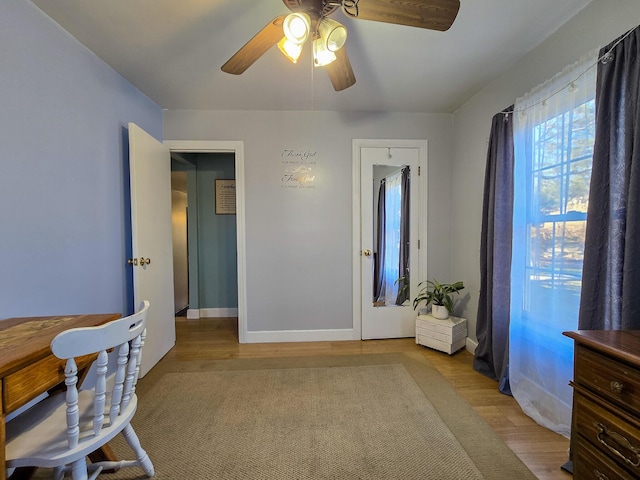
166, 317, 571, 480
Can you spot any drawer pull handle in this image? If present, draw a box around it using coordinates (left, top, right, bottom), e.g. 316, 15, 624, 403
610, 380, 624, 394
594, 469, 609, 480
595, 422, 640, 467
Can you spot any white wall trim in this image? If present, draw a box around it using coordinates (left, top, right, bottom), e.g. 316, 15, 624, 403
187, 308, 239, 319
351, 142, 363, 340
243, 329, 355, 344
465, 337, 478, 354
163, 140, 248, 343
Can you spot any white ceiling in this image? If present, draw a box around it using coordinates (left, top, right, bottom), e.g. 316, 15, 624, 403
31, 0, 593, 113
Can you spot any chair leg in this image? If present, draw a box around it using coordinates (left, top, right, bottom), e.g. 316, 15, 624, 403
122, 424, 155, 477
70, 458, 88, 480
53, 466, 65, 480
88, 444, 119, 472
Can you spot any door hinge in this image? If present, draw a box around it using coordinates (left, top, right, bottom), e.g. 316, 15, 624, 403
418, 239, 421, 249
418, 166, 421, 176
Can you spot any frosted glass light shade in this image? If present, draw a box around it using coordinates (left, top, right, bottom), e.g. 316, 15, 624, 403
278, 38, 303, 63
283, 12, 311, 45
318, 18, 347, 52
313, 38, 336, 67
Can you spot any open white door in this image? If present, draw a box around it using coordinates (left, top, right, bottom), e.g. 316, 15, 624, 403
355, 141, 427, 340
129, 123, 176, 376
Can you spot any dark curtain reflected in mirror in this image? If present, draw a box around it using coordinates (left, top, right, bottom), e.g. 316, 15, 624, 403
373, 165, 410, 307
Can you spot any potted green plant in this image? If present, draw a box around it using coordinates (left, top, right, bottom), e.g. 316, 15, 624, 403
413, 279, 465, 319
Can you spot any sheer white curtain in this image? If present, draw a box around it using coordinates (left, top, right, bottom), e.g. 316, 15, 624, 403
511, 51, 597, 437
381, 170, 402, 306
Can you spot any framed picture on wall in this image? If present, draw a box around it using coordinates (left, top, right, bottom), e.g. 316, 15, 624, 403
215, 179, 236, 215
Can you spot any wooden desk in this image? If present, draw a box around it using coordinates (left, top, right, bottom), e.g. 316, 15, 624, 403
1, 313, 119, 480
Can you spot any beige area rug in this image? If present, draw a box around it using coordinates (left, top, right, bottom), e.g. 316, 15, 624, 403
37, 353, 538, 479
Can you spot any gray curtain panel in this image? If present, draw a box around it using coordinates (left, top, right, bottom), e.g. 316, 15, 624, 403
473, 108, 514, 395
579, 25, 640, 330
395, 166, 410, 305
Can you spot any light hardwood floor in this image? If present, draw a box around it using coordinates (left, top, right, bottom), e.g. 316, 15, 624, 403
167, 317, 571, 480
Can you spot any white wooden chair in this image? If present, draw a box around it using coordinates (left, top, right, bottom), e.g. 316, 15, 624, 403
5, 301, 155, 480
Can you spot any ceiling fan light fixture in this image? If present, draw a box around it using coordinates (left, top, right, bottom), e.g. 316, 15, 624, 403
282, 12, 311, 45
313, 37, 337, 67
317, 18, 347, 52
278, 37, 303, 63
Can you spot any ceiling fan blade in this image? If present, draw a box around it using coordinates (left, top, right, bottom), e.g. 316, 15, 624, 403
326, 48, 356, 91
221, 15, 286, 75
351, 0, 460, 31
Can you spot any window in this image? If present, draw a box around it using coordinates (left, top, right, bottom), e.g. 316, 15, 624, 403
524, 99, 595, 323
510, 51, 597, 437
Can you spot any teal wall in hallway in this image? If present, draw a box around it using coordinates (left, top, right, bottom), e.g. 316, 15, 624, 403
196, 153, 238, 309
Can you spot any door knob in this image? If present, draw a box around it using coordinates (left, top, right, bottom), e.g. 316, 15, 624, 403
139, 257, 151, 265
363, 249, 372, 257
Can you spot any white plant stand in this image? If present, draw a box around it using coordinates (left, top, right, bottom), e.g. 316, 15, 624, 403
415, 314, 467, 354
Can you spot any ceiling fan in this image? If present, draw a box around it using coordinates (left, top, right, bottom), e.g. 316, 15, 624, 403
221, 0, 460, 91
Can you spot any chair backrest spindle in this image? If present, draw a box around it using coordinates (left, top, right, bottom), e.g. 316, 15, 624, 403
50, 301, 150, 449
63, 358, 80, 449
93, 350, 108, 435
121, 334, 141, 411
109, 341, 129, 424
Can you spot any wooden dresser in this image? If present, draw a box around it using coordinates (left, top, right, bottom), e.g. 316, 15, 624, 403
564, 330, 640, 480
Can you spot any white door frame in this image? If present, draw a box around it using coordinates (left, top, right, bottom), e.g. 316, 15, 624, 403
163, 140, 248, 343
352, 139, 428, 339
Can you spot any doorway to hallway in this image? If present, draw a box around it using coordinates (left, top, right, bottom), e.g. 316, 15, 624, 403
171, 152, 238, 322
165, 140, 248, 343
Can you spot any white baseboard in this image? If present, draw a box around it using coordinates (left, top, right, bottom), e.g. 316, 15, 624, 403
243, 328, 355, 344
182, 312, 480, 353
186, 308, 238, 319
238, 327, 476, 348
465, 337, 478, 354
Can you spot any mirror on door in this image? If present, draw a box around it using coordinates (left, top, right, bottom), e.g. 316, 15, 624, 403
372, 164, 411, 308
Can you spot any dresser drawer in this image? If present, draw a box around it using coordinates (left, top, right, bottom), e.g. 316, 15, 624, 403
415, 324, 467, 343
575, 344, 640, 414
575, 435, 635, 480
416, 334, 466, 355
574, 391, 640, 474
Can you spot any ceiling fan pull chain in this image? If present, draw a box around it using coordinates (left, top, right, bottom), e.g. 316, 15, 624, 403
341, 0, 359, 18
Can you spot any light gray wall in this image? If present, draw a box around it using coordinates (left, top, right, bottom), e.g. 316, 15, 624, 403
0, 1, 162, 318
165, 110, 453, 333
451, 0, 640, 343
